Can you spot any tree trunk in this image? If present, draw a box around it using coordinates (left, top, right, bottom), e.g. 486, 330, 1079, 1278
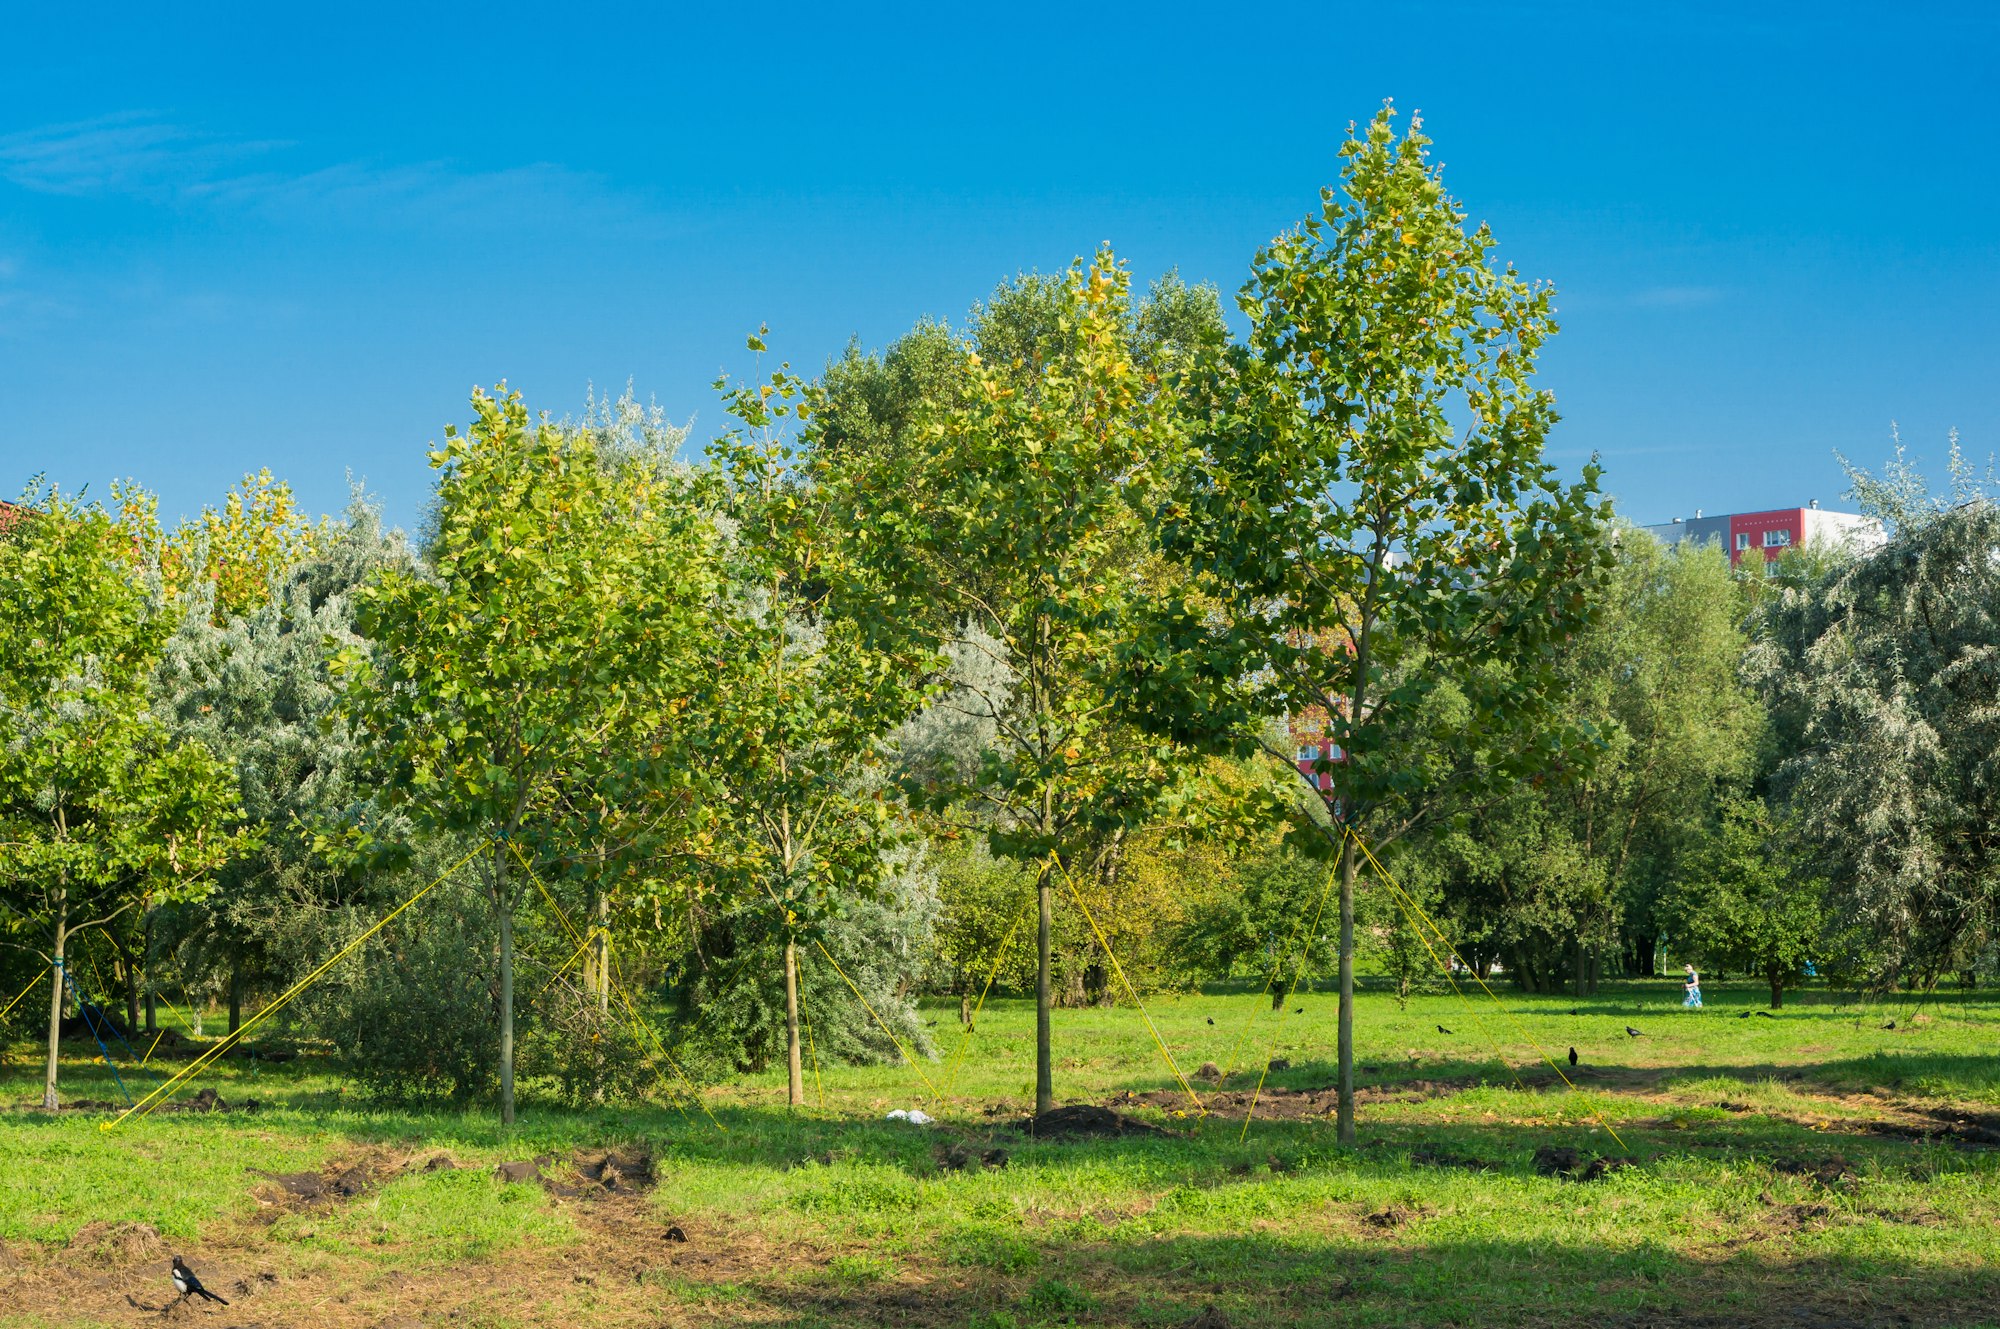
121, 953, 141, 1034
1335, 837, 1357, 1145
43, 898, 68, 1111
1271, 977, 1291, 1012
593, 888, 611, 1015
959, 990, 973, 1029
143, 908, 157, 1032
495, 847, 516, 1127
1035, 868, 1053, 1117
1768, 971, 1783, 1010
1588, 946, 1601, 995
784, 937, 804, 1108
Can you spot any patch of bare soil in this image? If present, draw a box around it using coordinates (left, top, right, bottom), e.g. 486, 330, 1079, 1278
1019, 1104, 1169, 1138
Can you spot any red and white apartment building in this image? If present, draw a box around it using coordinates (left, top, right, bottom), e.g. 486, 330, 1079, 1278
1638, 501, 1883, 567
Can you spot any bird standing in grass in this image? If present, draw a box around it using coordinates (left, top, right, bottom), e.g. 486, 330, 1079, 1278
1625, 1026, 1643, 1038
1568, 1047, 1578, 1067
1436, 1025, 1453, 1035
171, 1256, 228, 1305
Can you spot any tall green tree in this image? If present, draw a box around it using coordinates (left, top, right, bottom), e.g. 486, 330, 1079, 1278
340, 387, 719, 1123
828, 253, 1200, 1115
692, 351, 939, 1103
1748, 443, 2000, 987
0, 486, 243, 1108
1140, 108, 1609, 1141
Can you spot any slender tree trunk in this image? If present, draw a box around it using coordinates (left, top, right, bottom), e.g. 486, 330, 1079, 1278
593, 887, 611, 1015
495, 847, 516, 1126
1769, 972, 1783, 1010
43, 895, 68, 1111
1035, 866, 1054, 1117
1588, 946, 1601, 994
143, 909, 157, 1033
122, 955, 140, 1034
959, 990, 973, 1029
1335, 837, 1357, 1145
784, 937, 804, 1107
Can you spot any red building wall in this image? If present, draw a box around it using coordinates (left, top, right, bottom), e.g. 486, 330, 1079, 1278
1726, 509, 1803, 565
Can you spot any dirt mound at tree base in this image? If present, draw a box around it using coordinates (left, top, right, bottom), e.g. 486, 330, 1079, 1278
1532, 1145, 1631, 1181
1020, 1105, 1168, 1138
66, 1221, 166, 1266
494, 1147, 658, 1198
250, 1162, 372, 1204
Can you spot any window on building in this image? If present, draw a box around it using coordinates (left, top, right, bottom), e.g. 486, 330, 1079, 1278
1735, 533, 1751, 550
1763, 529, 1792, 548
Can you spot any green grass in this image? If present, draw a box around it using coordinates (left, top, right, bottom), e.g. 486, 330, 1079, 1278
4, 978, 1999, 1327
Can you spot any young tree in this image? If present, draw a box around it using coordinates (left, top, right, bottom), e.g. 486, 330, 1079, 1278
340, 387, 719, 1123
0, 486, 243, 1108
828, 253, 1202, 1115
693, 353, 939, 1104
1140, 107, 1609, 1141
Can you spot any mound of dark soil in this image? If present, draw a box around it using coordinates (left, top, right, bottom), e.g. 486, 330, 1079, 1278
250, 1163, 370, 1203
1532, 1145, 1630, 1181
1021, 1105, 1167, 1138
1773, 1154, 1854, 1187
501, 1148, 658, 1199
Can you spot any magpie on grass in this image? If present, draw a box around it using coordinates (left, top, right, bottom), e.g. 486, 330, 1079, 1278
1436, 1025, 1453, 1035
171, 1256, 228, 1305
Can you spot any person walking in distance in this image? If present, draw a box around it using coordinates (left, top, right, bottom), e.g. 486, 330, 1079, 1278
1683, 963, 1703, 1010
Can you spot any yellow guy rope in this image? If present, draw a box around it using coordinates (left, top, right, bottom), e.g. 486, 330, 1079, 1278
102, 844, 484, 1132
1223, 863, 1338, 1080
0, 969, 41, 1023
942, 896, 1032, 1101
1345, 827, 1628, 1153
1238, 865, 1339, 1140
535, 929, 602, 1001
1048, 854, 1205, 1116
796, 952, 825, 1109
811, 937, 941, 1103
509, 842, 718, 1130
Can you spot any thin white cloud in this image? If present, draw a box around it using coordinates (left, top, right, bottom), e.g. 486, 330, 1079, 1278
0, 112, 650, 233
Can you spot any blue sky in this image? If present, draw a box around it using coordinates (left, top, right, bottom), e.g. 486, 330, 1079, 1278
3, 2, 1994, 532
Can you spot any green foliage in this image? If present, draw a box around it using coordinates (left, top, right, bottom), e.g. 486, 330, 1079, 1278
340, 385, 721, 1121
1657, 799, 1826, 1007
1749, 454, 2000, 985
0, 483, 245, 1105
1145, 105, 1610, 845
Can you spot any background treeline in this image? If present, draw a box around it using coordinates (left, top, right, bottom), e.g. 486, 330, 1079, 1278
3, 112, 1993, 1123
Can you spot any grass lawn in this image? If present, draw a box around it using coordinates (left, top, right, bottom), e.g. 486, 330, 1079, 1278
2, 977, 1998, 1328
